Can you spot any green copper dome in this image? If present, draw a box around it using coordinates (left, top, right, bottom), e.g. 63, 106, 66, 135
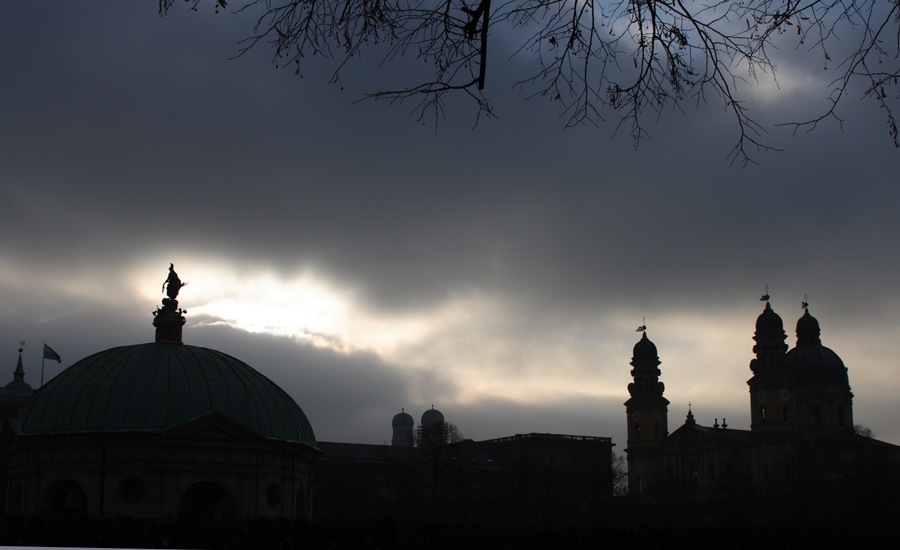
19, 343, 317, 448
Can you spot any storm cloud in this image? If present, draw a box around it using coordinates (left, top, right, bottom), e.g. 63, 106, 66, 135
2, 2, 899, 450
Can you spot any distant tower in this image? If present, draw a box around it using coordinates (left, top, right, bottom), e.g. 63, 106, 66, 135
0, 345, 34, 421
624, 331, 669, 494
748, 301, 792, 430
418, 406, 446, 445
747, 300, 795, 485
420, 406, 444, 428
6, 347, 32, 391
391, 408, 415, 447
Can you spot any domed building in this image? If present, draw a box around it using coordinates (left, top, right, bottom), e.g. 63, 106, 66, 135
2, 266, 319, 518
624, 296, 900, 498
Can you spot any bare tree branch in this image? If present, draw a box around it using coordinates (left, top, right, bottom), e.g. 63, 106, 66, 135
160, 0, 900, 163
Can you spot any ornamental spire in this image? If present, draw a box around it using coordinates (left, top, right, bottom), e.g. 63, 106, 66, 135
6, 343, 32, 390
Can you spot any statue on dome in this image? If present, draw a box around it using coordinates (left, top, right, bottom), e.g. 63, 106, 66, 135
162, 263, 185, 300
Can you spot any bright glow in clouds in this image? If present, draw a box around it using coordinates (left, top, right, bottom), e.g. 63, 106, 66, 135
136, 258, 497, 361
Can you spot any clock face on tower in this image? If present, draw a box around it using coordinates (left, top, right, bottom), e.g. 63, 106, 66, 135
632, 410, 641, 422
781, 388, 790, 401
756, 389, 768, 403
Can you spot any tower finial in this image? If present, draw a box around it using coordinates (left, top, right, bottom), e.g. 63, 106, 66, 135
636, 316, 647, 333
801, 293, 809, 311
685, 403, 696, 424
153, 264, 187, 344
760, 284, 770, 303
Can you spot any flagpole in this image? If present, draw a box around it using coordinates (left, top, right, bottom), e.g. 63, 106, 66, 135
41, 340, 46, 387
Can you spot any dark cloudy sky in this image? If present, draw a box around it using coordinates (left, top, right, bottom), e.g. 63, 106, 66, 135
2, 2, 899, 449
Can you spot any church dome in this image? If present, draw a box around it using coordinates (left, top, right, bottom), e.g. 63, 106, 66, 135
421, 407, 444, 428
795, 309, 821, 345
755, 302, 785, 335
787, 310, 848, 385
632, 332, 658, 361
19, 343, 317, 448
392, 409, 414, 427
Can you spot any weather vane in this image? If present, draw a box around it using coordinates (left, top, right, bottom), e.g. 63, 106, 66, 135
801, 293, 809, 310
636, 316, 646, 333
760, 284, 770, 303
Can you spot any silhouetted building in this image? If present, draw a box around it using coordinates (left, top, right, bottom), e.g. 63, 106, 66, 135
0, 266, 319, 518
314, 408, 615, 525
0, 267, 615, 524
625, 300, 900, 499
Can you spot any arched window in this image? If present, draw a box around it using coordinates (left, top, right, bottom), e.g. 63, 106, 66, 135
760, 406, 767, 423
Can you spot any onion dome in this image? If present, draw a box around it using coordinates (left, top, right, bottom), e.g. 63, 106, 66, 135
392, 408, 414, 427
751, 302, 789, 371
796, 309, 822, 346
18, 343, 317, 447
421, 406, 444, 428
632, 332, 659, 363
391, 408, 415, 447
628, 332, 664, 398
787, 309, 848, 385
755, 302, 786, 339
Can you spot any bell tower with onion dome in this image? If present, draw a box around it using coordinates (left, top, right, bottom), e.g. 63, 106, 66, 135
747, 291, 798, 486
747, 295, 794, 434
624, 326, 669, 494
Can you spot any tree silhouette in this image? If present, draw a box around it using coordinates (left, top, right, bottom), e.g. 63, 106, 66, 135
161, 0, 900, 164
415, 421, 463, 521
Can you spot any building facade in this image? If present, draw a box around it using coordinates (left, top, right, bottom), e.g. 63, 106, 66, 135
624, 299, 899, 499
1, 266, 319, 518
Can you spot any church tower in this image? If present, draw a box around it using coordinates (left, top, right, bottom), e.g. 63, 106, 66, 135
624, 331, 669, 494
391, 409, 415, 447
747, 299, 796, 485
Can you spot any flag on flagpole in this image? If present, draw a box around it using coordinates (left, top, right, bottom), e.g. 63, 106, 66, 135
43, 343, 61, 363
